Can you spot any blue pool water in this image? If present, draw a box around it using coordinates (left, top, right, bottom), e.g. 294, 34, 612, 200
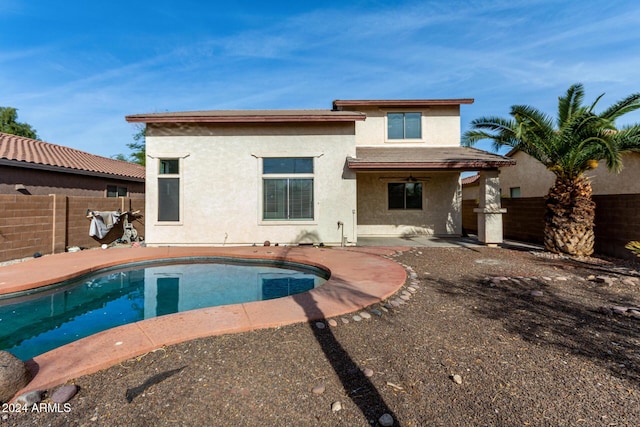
0, 258, 328, 360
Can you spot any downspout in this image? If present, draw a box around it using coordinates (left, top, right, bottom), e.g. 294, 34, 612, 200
337, 221, 344, 247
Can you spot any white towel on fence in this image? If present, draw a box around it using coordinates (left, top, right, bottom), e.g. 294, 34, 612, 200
89, 211, 121, 239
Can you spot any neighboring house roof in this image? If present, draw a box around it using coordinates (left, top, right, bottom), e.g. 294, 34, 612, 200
333, 99, 474, 109
347, 147, 515, 171
0, 132, 145, 181
126, 109, 366, 124
461, 174, 480, 185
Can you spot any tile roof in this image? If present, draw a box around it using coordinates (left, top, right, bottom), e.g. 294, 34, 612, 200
126, 109, 366, 123
461, 174, 480, 185
0, 132, 145, 181
348, 147, 515, 171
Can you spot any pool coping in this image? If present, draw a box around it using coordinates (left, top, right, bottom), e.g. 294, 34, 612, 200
0, 246, 407, 398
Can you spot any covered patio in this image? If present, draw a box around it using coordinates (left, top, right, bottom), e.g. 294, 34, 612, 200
348, 146, 515, 245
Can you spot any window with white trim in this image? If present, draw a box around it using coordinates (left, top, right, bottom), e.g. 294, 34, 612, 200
263, 158, 314, 220
158, 159, 180, 221
387, 112, 421, 139
388, 182, 422, 209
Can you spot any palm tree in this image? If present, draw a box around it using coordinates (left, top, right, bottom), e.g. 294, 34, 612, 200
462, 83, 640, 256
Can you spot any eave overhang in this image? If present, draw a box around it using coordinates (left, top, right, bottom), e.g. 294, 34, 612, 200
126, 110, 366, 124
347, 146, 515, 172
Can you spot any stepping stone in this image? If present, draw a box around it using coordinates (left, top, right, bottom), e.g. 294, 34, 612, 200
315, 322, 326, 329
359, 311, 371, 319
352, 315, 362, 322
328, 319, 338, 327
341, 317, 350, 324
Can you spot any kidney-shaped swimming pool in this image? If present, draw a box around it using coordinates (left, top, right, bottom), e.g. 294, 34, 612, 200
0, 257, 329, 360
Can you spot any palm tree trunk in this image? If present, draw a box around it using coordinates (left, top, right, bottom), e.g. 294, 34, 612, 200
543, 175, 595, 256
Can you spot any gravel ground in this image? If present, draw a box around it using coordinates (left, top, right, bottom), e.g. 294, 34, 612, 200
4, 246, 640, 426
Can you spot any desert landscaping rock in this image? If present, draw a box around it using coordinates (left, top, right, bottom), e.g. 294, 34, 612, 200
352, 315, 362, 322
51, 384, 78, 404
311, 384, 325, 394
362, 368, 374, 377
331, 401, 342, 412
531, 290, 544, 297
452, 374, 463, 384
327, 319, 338, 327
359, 311, 371, 319
14, 390, 42, 407
0, 351, 30, 403
379, 413, 394, 426
340, 317, 349, 324
315, 322, 326, 329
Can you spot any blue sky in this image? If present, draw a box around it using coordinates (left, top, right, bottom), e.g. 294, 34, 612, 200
2, 0, 640, 158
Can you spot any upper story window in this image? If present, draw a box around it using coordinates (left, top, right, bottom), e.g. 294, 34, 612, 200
263, 157, 314, 221
158, 159, 180, 222
387, 112, 421, 140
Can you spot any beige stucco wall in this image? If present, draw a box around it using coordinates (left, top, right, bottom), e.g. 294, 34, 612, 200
145, 122, 357, 246
356, 171, 462, 236
462, 182, 479, 201
344, 106, 461, 147
499, 151, 640, 197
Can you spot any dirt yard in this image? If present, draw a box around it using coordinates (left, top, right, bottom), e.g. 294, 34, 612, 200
4, 245, 640, 426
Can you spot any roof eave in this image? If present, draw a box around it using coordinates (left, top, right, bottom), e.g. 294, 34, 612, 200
347, 159, 515, 171
333, 99, 475, 109
126, 114, 366, 124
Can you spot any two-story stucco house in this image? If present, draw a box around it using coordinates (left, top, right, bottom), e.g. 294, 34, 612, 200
126, 99, 513, 247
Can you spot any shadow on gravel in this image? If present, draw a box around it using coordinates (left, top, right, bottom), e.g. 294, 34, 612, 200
292, 290, 399, 427
432, 274, 640, 384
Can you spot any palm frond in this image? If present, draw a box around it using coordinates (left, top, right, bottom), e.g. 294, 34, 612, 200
557, 83, 584, 126
599, 93, 640, 121
612, 124, 640, 152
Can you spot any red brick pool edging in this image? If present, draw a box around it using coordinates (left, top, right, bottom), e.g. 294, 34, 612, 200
0, 246, 407, 398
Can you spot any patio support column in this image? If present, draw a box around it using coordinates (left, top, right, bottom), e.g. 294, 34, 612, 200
473, 170, 506, 245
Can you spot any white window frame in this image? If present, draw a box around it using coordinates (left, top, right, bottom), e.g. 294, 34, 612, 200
385, 111, 424, 142
156, 156, 184, 225
258, 156, 317, 225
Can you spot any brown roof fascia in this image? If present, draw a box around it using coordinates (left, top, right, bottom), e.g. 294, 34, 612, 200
347, 159, 514, 171
333, 99, 475, 109
126, 110, 366, 124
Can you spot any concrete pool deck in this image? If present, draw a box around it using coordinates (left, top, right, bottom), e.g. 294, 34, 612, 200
0, 245, 408, 398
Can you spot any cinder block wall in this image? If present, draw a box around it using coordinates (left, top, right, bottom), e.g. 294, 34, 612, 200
593, 194, 640, 260
0, 195, 145, 263
66, 196, 146, 250
501, 198, 546, 244
0, 195, 54, 261
463, 195, 640, 260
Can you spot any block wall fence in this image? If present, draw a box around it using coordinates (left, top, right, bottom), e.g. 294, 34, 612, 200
0, 195, 145, 263
463, 195, 640, 260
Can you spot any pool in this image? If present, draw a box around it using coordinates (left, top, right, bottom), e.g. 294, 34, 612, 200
0, 257, 328, 360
